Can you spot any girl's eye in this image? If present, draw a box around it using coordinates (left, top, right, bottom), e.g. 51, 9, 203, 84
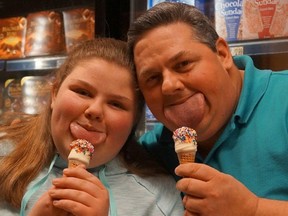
110, 101, 125, 110
74, 89, 91, 97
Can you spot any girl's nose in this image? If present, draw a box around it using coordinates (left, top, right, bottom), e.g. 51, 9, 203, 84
84, 101, 104, 121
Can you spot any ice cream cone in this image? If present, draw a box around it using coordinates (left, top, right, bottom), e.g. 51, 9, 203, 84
68, 139, 94, 168
173, 127, 197, 164
177, 150, 196, 164
68, 159, 85, 168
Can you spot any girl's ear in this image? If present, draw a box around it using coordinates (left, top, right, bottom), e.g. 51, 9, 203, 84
215, 37, 234, 70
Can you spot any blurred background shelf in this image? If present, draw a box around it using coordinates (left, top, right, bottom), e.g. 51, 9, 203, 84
228, 38, 288, 71
4, 56, 66, 72
229, 38, 288, 56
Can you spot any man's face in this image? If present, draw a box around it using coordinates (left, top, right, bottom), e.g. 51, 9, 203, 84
134, 22, 239, 142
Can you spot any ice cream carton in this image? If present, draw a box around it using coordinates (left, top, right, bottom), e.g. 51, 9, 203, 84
0, 17, 27, 59
242, 0, 288, 39
214, 0, 243, 41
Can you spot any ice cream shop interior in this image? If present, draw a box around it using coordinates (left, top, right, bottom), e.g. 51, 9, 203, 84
0, 0, 287, 132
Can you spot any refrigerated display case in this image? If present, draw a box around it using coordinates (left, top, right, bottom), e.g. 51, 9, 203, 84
0, 0, 287, 127
0, 0, 132, 124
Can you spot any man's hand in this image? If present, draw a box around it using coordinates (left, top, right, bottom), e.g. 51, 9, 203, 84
175, 163, 258, 216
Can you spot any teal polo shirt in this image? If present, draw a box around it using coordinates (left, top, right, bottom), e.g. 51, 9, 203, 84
139, 55, 288, 200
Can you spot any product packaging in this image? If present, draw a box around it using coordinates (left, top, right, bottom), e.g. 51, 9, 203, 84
63, 8, 95, 52
24, 10, 66, 56
0, 17, 27, 59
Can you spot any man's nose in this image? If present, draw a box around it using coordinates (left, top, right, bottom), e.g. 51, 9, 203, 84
162, 70, 184, 95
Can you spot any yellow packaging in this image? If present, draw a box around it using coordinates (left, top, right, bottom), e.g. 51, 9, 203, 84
0, 17, 26, 59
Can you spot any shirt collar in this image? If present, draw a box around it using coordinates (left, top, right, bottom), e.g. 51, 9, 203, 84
233, 55, 272, 124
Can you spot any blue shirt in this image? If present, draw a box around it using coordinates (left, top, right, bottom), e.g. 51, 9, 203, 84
0, 148, 184, 215
139, 55, 288, 200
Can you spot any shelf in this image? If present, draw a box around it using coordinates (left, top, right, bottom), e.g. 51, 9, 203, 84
229, 38, 288, 56
4, 56, 67, 72
0, 38, 287, 72
0, 60, 4, 71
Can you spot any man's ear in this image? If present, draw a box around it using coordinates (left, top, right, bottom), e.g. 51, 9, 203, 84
215, 37, 234, 70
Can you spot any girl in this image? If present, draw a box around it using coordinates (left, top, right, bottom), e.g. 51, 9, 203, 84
0, 38, 184, 216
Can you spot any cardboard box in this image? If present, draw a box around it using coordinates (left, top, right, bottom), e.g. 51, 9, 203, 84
21, 75, 53, 114
3, 79, 22, 113
214, 0, 288, 41
242, 0, 288, 39
25, 10, 66, 56
0, 17, 26, 59
63, 8, 95, 52
214, 0, 243, 41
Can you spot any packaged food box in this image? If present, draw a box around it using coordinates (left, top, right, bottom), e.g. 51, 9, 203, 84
0, 17, 27, 59
214, 0, 288, 41
63, 8, 95, 52
21, 75, 53, 114
24, 10, 66, 56
214, 0, 243, 42
242, 0, 288, 39
2, 78, 22, 113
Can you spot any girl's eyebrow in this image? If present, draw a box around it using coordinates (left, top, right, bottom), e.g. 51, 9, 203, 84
72, 79, 134, 103
109, 94, 133, 103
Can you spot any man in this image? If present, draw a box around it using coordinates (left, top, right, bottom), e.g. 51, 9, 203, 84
128, 2, 288, 215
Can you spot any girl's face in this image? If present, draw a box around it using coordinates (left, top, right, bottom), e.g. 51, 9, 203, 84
51, 58, 136, 168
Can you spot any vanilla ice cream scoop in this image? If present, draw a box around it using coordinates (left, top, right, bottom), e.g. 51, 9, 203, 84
173, 127, 197, 164
68, 139, 94, 168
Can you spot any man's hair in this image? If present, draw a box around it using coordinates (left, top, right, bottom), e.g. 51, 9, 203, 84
127, 2, 219, 60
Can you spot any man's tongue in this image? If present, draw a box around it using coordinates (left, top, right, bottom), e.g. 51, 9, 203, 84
164, 93, 205, 129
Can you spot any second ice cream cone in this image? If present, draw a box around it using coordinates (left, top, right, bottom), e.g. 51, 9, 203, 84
173, 127, 197, 164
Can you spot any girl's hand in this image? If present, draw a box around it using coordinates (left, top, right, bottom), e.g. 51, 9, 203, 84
49, 166, 109, 216
29, 188, 70, 216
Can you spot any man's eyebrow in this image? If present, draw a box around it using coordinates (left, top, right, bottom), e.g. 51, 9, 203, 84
138, 51, 192, 79
137, 66, 155, 80
168, 50, 189, 62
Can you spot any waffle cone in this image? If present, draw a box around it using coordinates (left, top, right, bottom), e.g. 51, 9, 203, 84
68, 159, 85, 168
177, 151, 196, 164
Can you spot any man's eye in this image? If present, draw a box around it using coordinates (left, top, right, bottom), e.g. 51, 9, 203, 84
175, 61, 190, 70
146, 74, 161, 84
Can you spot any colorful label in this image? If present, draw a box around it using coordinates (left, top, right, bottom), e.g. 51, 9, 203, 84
215, 0, 243, 41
